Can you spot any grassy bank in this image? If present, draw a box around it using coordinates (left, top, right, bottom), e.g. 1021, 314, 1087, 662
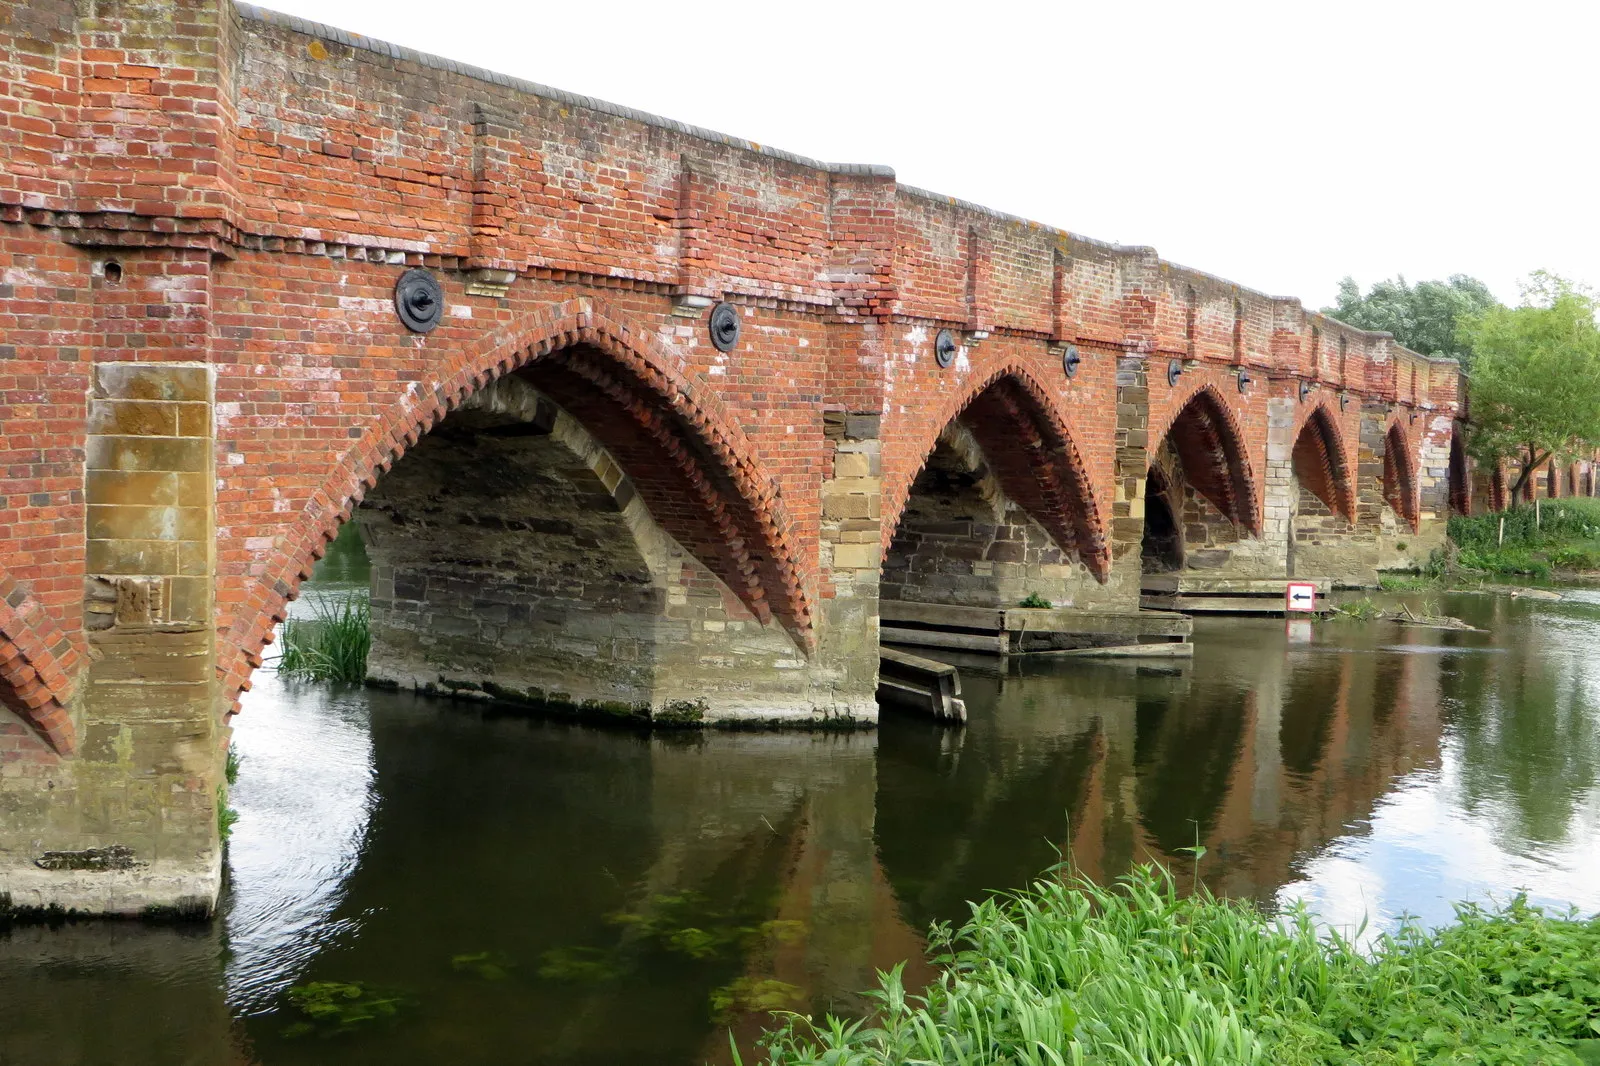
750, 864, 1600, 1066
1444, 498, 1600, 581
1379, 498, 1600, 588
276, 593, 371, 683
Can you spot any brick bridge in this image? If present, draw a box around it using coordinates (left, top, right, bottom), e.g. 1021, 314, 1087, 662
1, 0, 1469, 913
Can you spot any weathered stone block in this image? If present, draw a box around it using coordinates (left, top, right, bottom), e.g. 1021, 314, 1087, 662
832, 543, 878, 570
93, 364, 209, 403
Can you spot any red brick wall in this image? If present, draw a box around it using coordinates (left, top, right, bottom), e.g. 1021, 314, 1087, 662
0, 0, 1468, 726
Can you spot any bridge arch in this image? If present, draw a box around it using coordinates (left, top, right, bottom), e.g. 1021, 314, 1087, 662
1448, 431, 1470, 516
1291, 404, 1357, 524
1381, 422, 1420, 531
0, 568, 78, 755
1142, 384, 1261, 573
880, 363, 1108, 611
220, 297, 814, 708
1148, 384, 1260, 532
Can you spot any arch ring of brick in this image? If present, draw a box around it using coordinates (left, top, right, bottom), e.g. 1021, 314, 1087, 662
1291, 401, 1360, 524
0, 568, 81, 755
219, 296, 816, 708
1147, 383, 1263, 536
1382, 417, 1422, 533
883, 361, 1110, 581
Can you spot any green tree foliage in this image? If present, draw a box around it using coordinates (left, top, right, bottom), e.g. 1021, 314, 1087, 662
1464, 273, 1600, 499
1324, 274, 1500, 364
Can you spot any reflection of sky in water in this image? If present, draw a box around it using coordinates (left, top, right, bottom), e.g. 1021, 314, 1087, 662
1280, 749, 1600, 940
1281, 590, 1600, 943
223, 642, 376, 1014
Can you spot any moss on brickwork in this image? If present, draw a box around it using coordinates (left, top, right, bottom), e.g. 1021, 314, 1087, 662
654, 699, 707, 726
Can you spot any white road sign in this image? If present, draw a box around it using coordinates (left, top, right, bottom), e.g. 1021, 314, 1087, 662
1285, 582, 1317, 612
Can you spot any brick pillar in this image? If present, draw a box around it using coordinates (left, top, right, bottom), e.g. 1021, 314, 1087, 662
24, 362, 221, 914
1356, 406, 1389, 533
1108, 356, 1151, 595
817, 411, 883, 719
1417, 418, 1453, 518
1259, 397, 1295, 576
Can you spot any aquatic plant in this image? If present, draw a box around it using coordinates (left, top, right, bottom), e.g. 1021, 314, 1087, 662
537, 945, 623, 984
1018, 593, 1053, 609
750, 863, 1600, 1066
1457, 546, 1552, 580
283, 980, 409, 1038
451, 950, 514, 981
1332, 597, 1384, 621
712, 977, 806, 1023
216, 786, 239, 841
1550, 545, 1600, 571
224, 742, 241, 786
276, 593, 371, 683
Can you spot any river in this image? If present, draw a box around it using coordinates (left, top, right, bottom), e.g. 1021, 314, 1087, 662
4, 588, 1600, 1064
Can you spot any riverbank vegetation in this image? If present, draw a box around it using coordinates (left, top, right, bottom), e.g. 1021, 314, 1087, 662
1461, 274, 1600, 502
1331, 271, 1600, 539
276, 593, 371, 683
750, 864, 1600, 1066
1445, 498, 1600, 580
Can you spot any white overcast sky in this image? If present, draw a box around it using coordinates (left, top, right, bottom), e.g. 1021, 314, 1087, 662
257, 0, 1598, 309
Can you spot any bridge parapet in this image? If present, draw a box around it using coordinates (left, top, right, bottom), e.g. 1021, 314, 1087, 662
2, 0, 1462, 414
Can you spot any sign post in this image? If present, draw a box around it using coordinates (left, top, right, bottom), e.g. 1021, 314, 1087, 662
1285, 582, 1317, 613
1285, 581, 1317, 643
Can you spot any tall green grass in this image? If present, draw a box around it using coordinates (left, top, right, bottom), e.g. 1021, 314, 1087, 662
1448, 498, 1600, 578
276, 593, 371, 683
749, 864, 1600, 1066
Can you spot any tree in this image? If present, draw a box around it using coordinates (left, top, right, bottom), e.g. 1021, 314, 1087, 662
1323, 274, 1500, 365
1462, 272, 1600, 500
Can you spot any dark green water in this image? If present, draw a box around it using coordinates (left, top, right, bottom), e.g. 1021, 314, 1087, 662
5, 589, 1600, 1065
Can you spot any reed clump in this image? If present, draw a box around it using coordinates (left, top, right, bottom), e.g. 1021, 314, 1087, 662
750, 863, 1600, 1066
276, 593, 371, 683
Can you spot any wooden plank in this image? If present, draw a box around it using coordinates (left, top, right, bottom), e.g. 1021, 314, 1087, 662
876, 675, 967, 722
1021, 642, 1195, 659
878, 676, 934, 700
879, 600, 1003, 631
880, 645, 959, 680
1002, 607, 1192, 638
1140, 576, 1330, 595
1140, 594, 1331, 615
881, 626, 1006, 654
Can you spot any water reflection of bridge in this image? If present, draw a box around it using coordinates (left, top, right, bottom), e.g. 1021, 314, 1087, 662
875, 618, 1448, 927
0, 617, 1500, 1064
